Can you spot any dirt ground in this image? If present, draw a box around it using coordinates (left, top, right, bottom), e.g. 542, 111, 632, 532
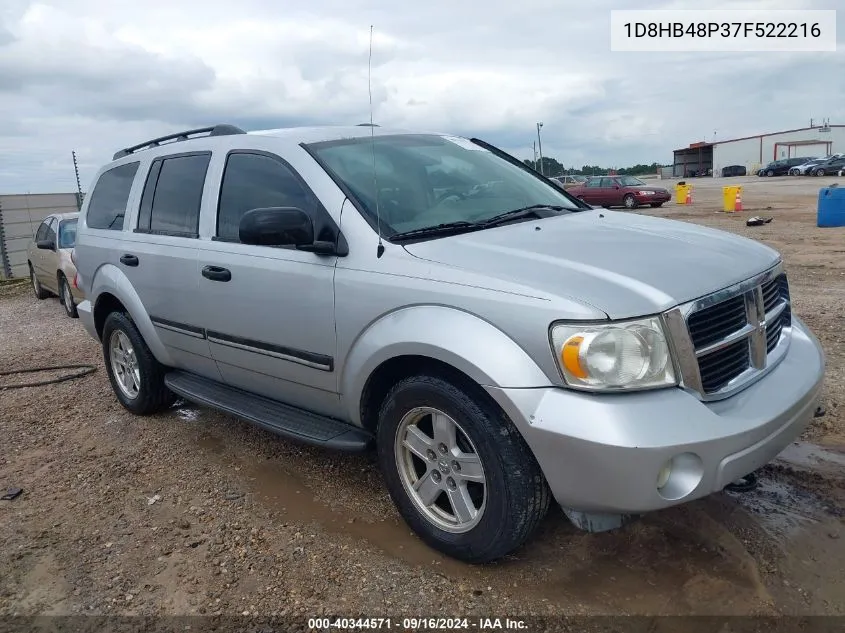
1, 175, 844, 623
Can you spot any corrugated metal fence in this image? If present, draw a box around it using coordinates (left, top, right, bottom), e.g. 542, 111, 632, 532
0, 193, 81, 279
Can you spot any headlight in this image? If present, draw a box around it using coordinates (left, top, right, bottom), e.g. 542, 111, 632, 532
550, 317, 677, 391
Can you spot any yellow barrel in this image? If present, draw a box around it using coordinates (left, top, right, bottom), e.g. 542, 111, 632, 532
675, 183, 692, 204
723, 185, 742, 212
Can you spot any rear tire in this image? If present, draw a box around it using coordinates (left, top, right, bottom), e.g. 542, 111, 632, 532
59, 275, 78, 319
102, 311, 176, 415
376, 373, 550, 563
29, 264, 48, 300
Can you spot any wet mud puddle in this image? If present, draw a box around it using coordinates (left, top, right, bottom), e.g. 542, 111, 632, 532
724, 442, 845, 541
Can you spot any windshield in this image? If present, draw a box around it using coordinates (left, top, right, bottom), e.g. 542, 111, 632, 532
618, 176, 647, 187
58, 219, 77, 249
307, 134, 581, 236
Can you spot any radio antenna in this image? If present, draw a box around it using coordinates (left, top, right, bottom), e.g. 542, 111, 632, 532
368, 25, 385, 258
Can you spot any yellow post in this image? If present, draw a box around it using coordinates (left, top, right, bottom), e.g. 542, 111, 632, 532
722, 185, 741, 212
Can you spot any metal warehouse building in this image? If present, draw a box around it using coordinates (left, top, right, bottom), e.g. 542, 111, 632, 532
671, 124, 845, 178
0, 193, 80, 279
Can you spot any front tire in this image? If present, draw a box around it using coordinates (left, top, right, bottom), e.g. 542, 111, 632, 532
623, 194, 637, 209
29, 264, 48, 300
59, 275, 78, 319
102, 311, 175, 415
377, 373, 550, 563
815, 168, 825, 177
766, 170, 774, 177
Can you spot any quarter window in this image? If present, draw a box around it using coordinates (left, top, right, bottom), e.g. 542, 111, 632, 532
216, 152, 315, 242
138, 153, 211, 236
86, 162, 140, 230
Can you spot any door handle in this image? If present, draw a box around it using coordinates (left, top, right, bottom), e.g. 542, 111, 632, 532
119, 254, 139, 267
202, 265, 231, 282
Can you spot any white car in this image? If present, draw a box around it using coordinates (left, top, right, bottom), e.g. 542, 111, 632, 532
789, 154, 845, 176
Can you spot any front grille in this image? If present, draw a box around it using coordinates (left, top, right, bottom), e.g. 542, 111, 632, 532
687, 295, 747, 349
683, 270, 791, 397
698, 339, 750, 393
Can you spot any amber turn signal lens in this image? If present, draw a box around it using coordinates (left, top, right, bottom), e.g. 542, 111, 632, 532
561, 335, 588, 379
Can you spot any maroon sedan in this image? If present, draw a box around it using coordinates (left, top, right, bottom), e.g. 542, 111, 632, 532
567, 176, 671, 209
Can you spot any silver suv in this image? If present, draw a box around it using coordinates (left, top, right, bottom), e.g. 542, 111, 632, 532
74, 124, 825, 563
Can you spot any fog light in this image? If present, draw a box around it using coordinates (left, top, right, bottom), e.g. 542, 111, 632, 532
656, 461, 672, 490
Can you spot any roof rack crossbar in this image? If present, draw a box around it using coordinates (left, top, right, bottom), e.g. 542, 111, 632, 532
112, 124, 246, 160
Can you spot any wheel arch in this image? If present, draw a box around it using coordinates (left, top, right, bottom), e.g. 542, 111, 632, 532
342, 305, 553, 429
89, 263, 174, 366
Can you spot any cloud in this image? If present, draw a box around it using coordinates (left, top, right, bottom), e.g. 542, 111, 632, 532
0, 0, 842, 192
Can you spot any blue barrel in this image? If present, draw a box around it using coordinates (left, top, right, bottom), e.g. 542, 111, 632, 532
817, 186, 845, 227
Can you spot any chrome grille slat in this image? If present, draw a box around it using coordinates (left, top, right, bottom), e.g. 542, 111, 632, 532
670, 266, 792, 400
697, 340, 750, 393
687, 296, 747, 348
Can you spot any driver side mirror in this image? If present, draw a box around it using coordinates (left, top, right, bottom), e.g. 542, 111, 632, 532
238, 207, 338, 255
36, 239, 55, 250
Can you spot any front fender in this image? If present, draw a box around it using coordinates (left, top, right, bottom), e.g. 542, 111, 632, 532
341, 305, 552, 425
90, 263, 174, 366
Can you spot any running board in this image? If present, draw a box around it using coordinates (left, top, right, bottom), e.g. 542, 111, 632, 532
164, 371, 373, 452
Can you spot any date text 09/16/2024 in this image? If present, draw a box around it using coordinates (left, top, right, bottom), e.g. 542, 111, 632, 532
307, 617, 528, 630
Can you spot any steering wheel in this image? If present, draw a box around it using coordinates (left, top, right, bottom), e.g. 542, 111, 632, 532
433, 191, 466, 205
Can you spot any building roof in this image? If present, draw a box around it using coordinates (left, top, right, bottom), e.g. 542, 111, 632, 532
674, 124, 843, 154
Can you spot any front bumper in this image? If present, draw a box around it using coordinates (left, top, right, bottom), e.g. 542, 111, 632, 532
485, 316, 824, 514
635, 193, 671, 204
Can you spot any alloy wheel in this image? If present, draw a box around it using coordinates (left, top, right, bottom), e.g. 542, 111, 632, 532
394, 407, 487, 534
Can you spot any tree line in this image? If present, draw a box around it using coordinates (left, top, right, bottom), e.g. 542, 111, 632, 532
522, 157, 664, 177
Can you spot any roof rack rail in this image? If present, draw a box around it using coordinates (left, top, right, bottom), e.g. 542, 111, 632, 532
356, 123, 380, 127
112, 124, 246, 161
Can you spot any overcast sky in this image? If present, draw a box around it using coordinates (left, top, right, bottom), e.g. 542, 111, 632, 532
0, 0, 842, 193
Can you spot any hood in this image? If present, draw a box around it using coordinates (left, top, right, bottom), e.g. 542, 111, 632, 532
402, 210, 780, 319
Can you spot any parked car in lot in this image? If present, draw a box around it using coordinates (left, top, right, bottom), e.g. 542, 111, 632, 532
26, 211, 82, 318
721, 165, 747, 177
757, 157, 815, 177
810, 155, 845, 176
788, 157, 828, 176
566, 175, 671, 209
73, 124, 825, 563
549, 174, 587, 189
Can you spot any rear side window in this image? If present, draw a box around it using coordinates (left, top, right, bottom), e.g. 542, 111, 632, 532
216, 152, 315, 242
86, 162, 140, 230
59, 219, 78, 248
137, 153, 211, 237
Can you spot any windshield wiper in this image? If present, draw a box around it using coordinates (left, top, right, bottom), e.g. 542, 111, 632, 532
478, 205, 568, 228
390, 221, 479, 242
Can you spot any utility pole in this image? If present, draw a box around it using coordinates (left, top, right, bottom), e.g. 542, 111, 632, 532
536, 122, 544, 176
72, 151, 83, 210
533, 141, 538, 171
